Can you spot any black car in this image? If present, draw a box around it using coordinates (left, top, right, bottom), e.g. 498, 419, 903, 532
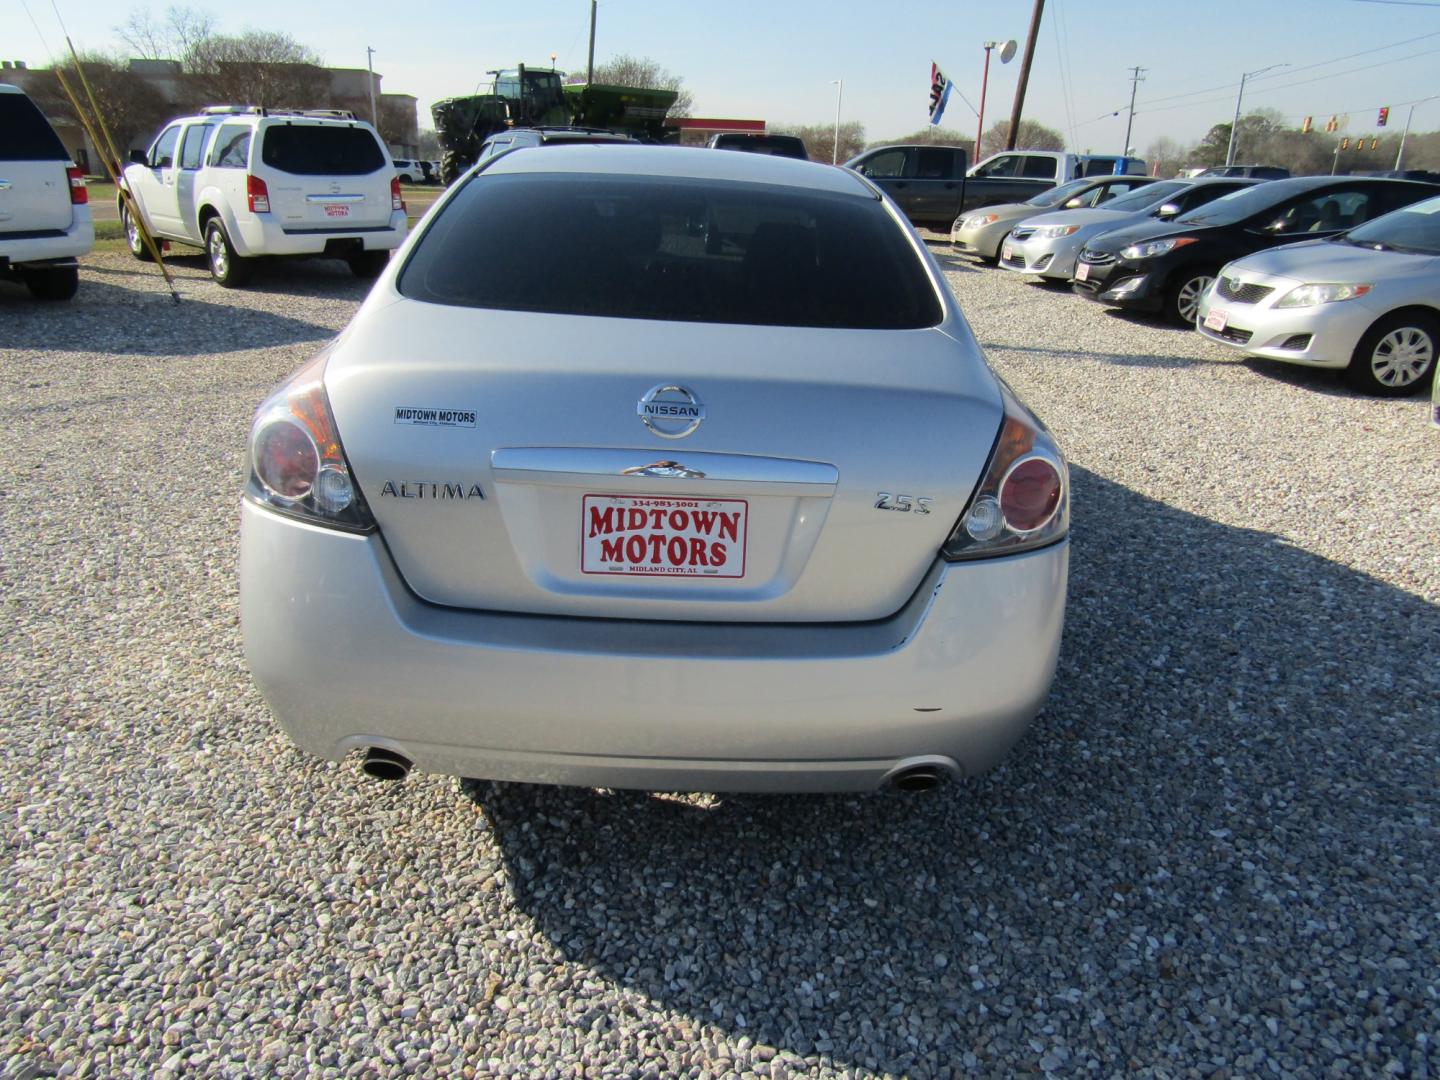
1199, 164, 1290, 180
1072, 176, 1440, 324
707, 133, 809, 160
476, 126, 635, 165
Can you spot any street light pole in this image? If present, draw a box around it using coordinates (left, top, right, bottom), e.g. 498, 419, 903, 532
1122, 66, 1145, 158
1225, 63, 1287, 167
365, 47, 378, 127
1395, 95, 1437, 171
831, 78, 844, 165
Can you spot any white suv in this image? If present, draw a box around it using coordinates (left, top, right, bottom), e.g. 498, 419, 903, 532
0, 83, 93, 301
120, 107, 407, 287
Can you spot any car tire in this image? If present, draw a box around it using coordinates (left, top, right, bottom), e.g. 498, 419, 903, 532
1165, 268, 1217, 327
398, 173, 413, 184
348, 251, 390, 279
1345, 311, 1439, 396
23, 266, 79, 301
205, 218, 253, 288
121, 203, 153, 262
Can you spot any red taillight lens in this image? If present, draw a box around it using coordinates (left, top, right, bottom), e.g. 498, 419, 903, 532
246, 351, 375, 532
247, 175, 270, 213
390, 176, 404, 212
999, 458, 1062, 533
67, 165, 88, 205
943, 381, 1068, 561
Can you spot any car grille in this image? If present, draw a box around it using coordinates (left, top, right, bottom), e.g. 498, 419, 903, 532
1279, 334, 1312, 351
1010, 228, 1036, 241
1072, 279, 1102, 296
1216, 277, 1275, 304
1209, 326, 1253, 345
1078, 248, 1115, 266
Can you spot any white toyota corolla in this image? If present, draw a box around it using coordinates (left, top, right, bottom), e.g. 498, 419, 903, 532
239, 145, 1070, 794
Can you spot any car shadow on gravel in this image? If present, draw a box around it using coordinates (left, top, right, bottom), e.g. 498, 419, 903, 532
985, 340, 1219, 370
0, 277, 340, 355
463, 465, 1438, 1075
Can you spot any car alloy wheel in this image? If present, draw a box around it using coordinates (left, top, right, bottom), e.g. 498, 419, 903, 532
1347, 313, 1439, 396
1170, 272, 1215, 327
122, 204, 153, 262
205, 218, 253, 288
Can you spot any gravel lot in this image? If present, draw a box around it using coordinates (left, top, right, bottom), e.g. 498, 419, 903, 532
2, 248, 1436, 1079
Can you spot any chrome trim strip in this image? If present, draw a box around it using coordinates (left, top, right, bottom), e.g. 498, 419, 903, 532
491, 447, 838, 496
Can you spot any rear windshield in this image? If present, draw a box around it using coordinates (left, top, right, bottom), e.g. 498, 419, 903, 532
0, 92, 67, 161
260, 124, 385, 176
714, 135, 808, 159
399, 173, 942, 329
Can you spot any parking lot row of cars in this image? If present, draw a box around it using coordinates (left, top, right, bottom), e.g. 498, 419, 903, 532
945, 166, 1440, 397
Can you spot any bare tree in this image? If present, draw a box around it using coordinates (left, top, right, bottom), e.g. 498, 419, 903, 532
775, 121, 866, 163
185, 31, 330, 109
586, 54, 693, 117
884, 127, 973, 149
1144, 136, 1189, 178
115, 5, 216, 60
979, 119, 1063, 158
377, 97, 416, 150
25, 52, 172, 161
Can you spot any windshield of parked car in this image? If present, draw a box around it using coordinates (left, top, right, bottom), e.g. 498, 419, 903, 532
400, 173, 943, 329
1339, 195, 1440, 255
1103, 180, 1188, 212
1027, 178, 1095, 207
1176, 182, 1298, 225
0, 92, 67, 161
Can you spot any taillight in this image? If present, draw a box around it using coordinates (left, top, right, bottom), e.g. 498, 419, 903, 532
67, 165, 87, 205
390, 176, 404, 212
246, 351, 375, 532
943, 381, 1068, 561
247, 175, 270, 213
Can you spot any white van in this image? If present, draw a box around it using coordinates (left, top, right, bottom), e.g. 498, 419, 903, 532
120, 107, 407, 286
0, 83, 93, 300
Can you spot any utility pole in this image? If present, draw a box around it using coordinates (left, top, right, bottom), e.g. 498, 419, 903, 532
1395, 96, 1438, 170
365, 47, 377, 127
1005, 0, 1046, 151
831, 78, 844, 165
587, 0, 598, 84
1122, 66, 1145, 157
1225, 63, 1287, 167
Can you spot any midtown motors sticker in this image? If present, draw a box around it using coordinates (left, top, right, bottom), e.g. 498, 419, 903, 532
394, 406, 477, 428
581, 494, 747, 578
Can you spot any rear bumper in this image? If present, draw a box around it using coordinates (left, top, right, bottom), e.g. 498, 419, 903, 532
0, 208, 93, 267
240, 500, 1069, 792
231, 210, 408, 257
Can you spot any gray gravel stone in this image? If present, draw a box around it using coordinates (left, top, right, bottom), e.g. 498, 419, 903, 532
0, 247, 1435, 1078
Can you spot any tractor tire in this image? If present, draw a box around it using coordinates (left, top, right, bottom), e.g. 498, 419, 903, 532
440, 150, 469, 186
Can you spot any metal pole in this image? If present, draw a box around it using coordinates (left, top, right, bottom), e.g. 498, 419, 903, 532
1394, 97, 1436, 170
1224, 72, 1247, 167
1122, 66, 1144, 157
976, 43, 994, 163
1005, 0, 1045, 151
587, 0, 598, 84
832, 78, 844, 164
366, 47, 378, 127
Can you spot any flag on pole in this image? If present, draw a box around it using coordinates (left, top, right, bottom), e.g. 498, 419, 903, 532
928, 62, 952, 126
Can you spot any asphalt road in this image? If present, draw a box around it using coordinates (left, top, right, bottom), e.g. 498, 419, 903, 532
1, 247, 1436, 1078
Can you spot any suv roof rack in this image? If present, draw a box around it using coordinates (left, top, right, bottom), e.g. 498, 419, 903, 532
199, 106, 360, 120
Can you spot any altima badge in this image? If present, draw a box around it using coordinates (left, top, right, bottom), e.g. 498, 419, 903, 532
638, 384, 704, 439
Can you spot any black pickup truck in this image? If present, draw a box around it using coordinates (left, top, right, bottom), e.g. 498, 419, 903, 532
845, 145, 1146, 227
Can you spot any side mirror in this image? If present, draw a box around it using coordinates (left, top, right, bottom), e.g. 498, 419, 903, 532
156, 156, 173, 169
853, 164, 867, 175
1156, 203, 1181, 219
129, 149, 148, 166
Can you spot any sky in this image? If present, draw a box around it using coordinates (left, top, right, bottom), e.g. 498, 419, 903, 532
6, 0, 1440, 155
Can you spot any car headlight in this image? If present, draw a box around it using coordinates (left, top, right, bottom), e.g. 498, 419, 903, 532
1035, 224, 1081, 239
1119, 236, 1197, 260
1274, 282, 1374, 308
961, 213, 1000, 229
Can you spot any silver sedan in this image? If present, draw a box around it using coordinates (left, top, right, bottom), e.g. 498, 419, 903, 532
239, 146, 1071, 794
1000, 178, 1256, 282
1197, 194, 1440, 396
950, 175, 1158, 262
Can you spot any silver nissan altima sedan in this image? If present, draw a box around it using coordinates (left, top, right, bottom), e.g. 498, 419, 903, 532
239, 145, 1070, 794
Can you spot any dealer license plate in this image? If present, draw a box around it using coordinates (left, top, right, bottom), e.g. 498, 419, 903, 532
324, 204, 350, 218
1075, 261, 1090, 282
1203, 307, 1229, 332
581, 494, 748, 578
1001, 242, 1015, 261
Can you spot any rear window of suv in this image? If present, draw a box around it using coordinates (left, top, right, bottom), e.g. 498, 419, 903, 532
399, 173, 942, 330
0, 92, 67, 161
259, 124, 385, 176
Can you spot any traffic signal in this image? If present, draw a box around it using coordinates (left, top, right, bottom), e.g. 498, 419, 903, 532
1326, 115, 1338, 133
1341, 137, 1350, 150
1371, 138, 1379, 150
1301, 116, 1313, 133
1378, 106, 1390, 127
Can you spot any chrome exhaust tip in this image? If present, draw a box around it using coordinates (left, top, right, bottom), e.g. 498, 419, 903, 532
888, 766, 945, 793
361, 747, 412, 782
